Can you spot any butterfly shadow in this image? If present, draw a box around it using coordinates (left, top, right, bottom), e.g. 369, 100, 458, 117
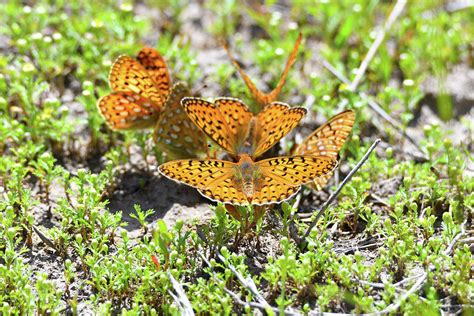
106, 170, 212, 233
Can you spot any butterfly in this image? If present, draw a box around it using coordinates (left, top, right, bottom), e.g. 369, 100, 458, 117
153, 82, 209, 159
97, 47, 208, 159
159, 153, 337, 206
181, 97, 306, 159
292, 110, 355, 190
223, 33, 302, 108
97, 47, 171, 130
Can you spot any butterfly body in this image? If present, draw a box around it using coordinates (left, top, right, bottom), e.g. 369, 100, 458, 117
233, 154, 262, 199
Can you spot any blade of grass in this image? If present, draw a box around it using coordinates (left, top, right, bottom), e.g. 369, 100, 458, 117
349, 0, 407, 91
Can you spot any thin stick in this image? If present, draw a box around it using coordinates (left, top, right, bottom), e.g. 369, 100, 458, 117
444, 221, 466, 256
349, 0, 407, 91
168, 272, 195, 316
369, 193, 392, 208
33, 225, 57, 251
394, 273, 425, 287
363, 272, 427, 316
423, 0, 474, 18
217, 254, 271, 310
445, 0, 474, 12
199, 252, 300, 315
365, 94, 424, 156
302, 139, 381, 241
316, 55, 425, 157
315, 55, 350, 85
336, 241, 384, 254
459, 237, 474, 244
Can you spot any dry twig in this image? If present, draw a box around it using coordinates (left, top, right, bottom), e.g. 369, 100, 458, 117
216, 254, 273, 311
199, 252, 298, 315
168, 272, 195, 316
317, 56, 425, 158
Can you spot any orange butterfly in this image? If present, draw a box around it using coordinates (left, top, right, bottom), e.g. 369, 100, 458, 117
181, 97, 306, 159
159, 154, 337, 206
153, 83, 209, 159
293, 110, 355, 189
97, 47, 208, 159
97, 47, 171, 130
223, 33, 302, 108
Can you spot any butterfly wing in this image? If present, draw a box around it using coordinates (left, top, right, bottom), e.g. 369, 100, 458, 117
224, 33, 302, 107
159, 159, 249, 205
182, 97, 252, 156
250, 173, 301, 206
293, 110, 355, 157
264, 32, 302, 105
199, 177, 250, 205
213, 98, 253, 152
154, 83, 208, 159
252, 102, 307, 158
97, 91, 159, 130
109, 55, 167, 108
293, 110, 355, 189
136, 47, 171, 95
251, 155, 337, 205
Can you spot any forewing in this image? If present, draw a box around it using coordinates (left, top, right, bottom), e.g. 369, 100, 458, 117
159, 159, 249, 204
265, 32, 302, 105
136, 47, 171, 95
182, 97, 240, 155
294, 110, 355, 157
214, 98, 253, 152
252, 102, 306, 158
97, 92, 158, 130
154, 83, 208, 159
109, 55, 166, 107
293, 110, 355, 189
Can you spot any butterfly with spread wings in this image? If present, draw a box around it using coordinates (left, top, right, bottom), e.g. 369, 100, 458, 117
159, 96, 338, 205
97, 47, 208, 159
181, 97, 306, 160
159, 153, 337, 206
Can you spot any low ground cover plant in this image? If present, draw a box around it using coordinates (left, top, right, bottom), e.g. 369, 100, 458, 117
0, 1, 472, 314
